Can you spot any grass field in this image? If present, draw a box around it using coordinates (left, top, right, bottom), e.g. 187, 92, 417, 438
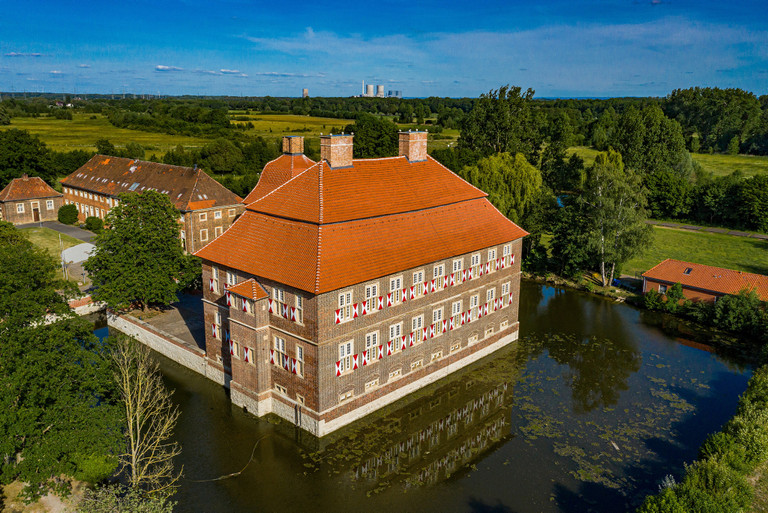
19, 226, 84, 259
567, 146, 768, 177
1, 113, 209, 155
622, 226, 768, 278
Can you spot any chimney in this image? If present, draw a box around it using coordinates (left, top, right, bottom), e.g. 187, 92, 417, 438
320, 134, 354, 169
282, 136, 304, 155
398, 130, 428, 162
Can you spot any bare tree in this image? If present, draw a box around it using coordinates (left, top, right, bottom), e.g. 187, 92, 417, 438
111, 335, 182, 497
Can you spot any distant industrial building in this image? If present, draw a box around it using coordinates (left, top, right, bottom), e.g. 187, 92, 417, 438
361, 81, 388, 98
302, 88, 309, 98
387, 90, 402, 98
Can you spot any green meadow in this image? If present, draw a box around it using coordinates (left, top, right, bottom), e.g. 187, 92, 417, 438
567, 146, 768, 177
622, 226, 768, 278
1, 113, 209, 154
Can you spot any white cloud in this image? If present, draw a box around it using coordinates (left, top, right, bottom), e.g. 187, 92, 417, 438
219, 69, 241, 74
155, 65, 184, 72
5, 52, 42, 57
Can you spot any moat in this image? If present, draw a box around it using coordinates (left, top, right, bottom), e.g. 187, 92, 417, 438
94, 281, 751, 512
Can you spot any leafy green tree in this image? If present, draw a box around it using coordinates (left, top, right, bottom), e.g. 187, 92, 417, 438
458, 85, 542, 164
343, 113, 398, 158
664, 282, 686, 313
124, 142, 145, 159
85, 216, 104, 233
0, 107, 10, 125
0, 222, 123, 497
0, 129, 54, 188
458, 152, 542, 225
58, 203, 79, 225
84, 191, 190, 310
578, 150, 653, 286
739, 175, 768, 232
96, 138, 117, 155
199, 138, 243, 174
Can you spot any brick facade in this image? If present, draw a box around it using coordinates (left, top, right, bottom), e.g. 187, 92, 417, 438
201, 239, 522, 435
0, 195, 62, 225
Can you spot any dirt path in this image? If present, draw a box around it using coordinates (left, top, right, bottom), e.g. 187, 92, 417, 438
647, 220, 768, 240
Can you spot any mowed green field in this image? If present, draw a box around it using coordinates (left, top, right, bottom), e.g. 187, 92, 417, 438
567, 146, 768, 177
229, 112, 353, 138
1, 113, 209, 154
622, 226, 768, 278
19, 227, 84, 259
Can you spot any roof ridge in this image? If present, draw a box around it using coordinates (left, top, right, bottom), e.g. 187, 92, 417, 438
245, 161, 320, 208
426, 154, 489, 198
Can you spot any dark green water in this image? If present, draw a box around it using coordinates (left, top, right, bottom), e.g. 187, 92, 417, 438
94, 281, 751, 513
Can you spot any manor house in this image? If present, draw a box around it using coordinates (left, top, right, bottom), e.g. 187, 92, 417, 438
61, 156, 244, 252
195, 133, 527, 436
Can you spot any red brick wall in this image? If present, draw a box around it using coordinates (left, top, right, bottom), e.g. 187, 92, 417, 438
0, 196, 62, 225
643, 278, 721, 303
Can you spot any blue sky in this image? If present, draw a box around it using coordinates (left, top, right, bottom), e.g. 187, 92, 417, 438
1, 0, 766, 98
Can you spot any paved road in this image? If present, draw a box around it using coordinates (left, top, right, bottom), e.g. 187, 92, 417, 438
17, 220, 95, 242
647, 220, 768, 240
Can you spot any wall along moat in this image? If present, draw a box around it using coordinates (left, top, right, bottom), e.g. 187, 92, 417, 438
93, 280, 751, 513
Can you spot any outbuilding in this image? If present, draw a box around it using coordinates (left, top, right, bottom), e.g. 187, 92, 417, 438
0, 174, 63, 225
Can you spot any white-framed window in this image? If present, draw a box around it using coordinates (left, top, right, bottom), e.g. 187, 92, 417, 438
88, 193, 93, 200
200, 229, 208, 242
214, 210, 222, 219
211, 266, 219, 293
295, 296, 303, 323
199, 212, 207, 221
365, 282, 379, 312
365, 331, 378, 362
450, 341, 461, 353
487, 288, 495, 303
338, 340, 353, 374
108, 198, 113, 207
433, 264, 445, 288
232, 340, 241, 360
501, 282, 510, 307
213, 310, 221, 340
432, 308, 443, 336
389, 368, 402, 380
226, 271, 236, 287
274, 336, 288, 368
485, 325, 494, 337
500, 319, 509, 329
295, 345, 304, 376
411, 359, 423, 370
365, 378, 379, 391
431, 351, 443, 362
389, 322, 402, 343
488, 248, 497, 272
471, 253, 481, 269
228, 208, 236, 217
46, 200, 54, 210
470, 294, 479, 314
452, 259, 463, 273
659, 284, 668, 294
273, 287, 285, 303
214, 226, 223, 237
339, 390, 353, 402
275, 384, 288, 395
413, 270, 425, 296
338, 290, 352, 322
468, 333, 478, 345
412, 315, 424, 342
16, 203, 24, 214
390, 276, 402, 303
451, 300, 462, 323
296, 394, 305, 405
503, 244, 511, 258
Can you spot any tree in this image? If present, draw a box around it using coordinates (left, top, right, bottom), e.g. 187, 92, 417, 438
0, 129, 54, 188
85, 216, 104, 233
79, 485, 175, 513
0, 107, 10, 125
58, 203, 79, 225
458, 152, 542, 225
343, 113, 398, 158
111, 335, 181, 497
84, 191, 191, 310
458, 85, 542, 165
96, 138, 117, 155
578, 150, 653, 286
738, 175, 768, 232
0, 222, 123, 497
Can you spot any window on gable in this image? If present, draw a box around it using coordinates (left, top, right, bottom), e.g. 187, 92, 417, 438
214, 210, 222, 219
214, 226, 223, 237
200, 229, 208, 242
199, 212, 207, 222
228, 208, 236, 217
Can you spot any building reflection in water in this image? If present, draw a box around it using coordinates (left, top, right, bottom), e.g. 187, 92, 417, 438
299, 344, 522, 492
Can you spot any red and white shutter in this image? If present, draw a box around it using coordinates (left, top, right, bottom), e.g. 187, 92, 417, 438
387, 293, 393, 307
430, 279, 437, 292
387, 341, 393, 356
243, 347, 250, 363
352, 354, 359, 370
400, 336, 407, 351
360, 301, 368, 316
283, 356, 290, 371
291, 358, 298, 374
281, 304, 289, 319
511, 254, 515, 265
449, 318, 455, 331
269, 349, 275, 364
450, 273, 456, 286
377, 345, 384, 359
335, 309, 342, 324
442, 320, 447, 333
209, 278, 214, 292
409, 332, 415, 346
402, 288, 408, 303
226, 291, 231, 306
410, 286, 416, 299
377, 296, 384, 310
362, 351, 369, 366
290, 307, 297, 321
352, 303, 359, 319
335, 361, 342, 377
509, 292, 514, 305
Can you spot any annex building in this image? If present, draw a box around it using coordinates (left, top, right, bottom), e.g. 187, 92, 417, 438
195, 132, 527, 436
61, 156, 244, 253
0, 174, 63, 225
643, 259, 768, 303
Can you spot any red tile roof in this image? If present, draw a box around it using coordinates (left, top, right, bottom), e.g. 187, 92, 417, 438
0, 176, 61, 202
61, 155, 241, 211
643, 259, 768, 301
242, 154, 316, 204
227, 278, 269, 300
197, 198, 527, 295
245, 156, 488, 223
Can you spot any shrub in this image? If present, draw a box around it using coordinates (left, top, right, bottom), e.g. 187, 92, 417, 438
78, 485, 175, 513
58, 203, 79, 225
636, 487, 687, 513
644, 289, 664, 311
677, 459, 752, 512
664, 283, 686, 313
72, 453, 118, 483
85, 216, 104, 233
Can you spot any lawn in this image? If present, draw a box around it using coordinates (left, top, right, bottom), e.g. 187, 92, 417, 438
622, 226, 768, 278
229, 113, 353, 138
2, 113, 209, 155
19, 226, 85, 260
567, 146, 768, 177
